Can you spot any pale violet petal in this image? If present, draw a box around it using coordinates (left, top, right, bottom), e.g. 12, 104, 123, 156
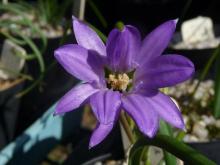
89, 90, 121, 148
73, 19, 106, 56
55, 83, 99, 115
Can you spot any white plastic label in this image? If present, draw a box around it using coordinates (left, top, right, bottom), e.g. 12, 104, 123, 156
181, 16, 214, 44
0, 40, 25, 79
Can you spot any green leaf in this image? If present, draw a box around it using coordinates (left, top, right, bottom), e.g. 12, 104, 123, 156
16, 18, 72, 97
192, 45, 220, 97
0, 5, 47, 50
176, 131, 186, 141
159, 121, 176, 165
163, 152, 176, 165
14, 52, 36, 60
87, 0, 108, 28
129, 122, 176, 165
130, 134, 216, 165
129, 147, 145, 165
13, 29, 45, 73
214, 45, 220, 118
0, 31, 26, 45
16, 74, 44, 98
0, 3, 28, 15
159, 121, 173, 136
20, 18, 47, 51
0, 64, 33, 81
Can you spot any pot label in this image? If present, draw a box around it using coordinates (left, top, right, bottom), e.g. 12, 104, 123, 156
181, 16, 214, 44
0, 39, 26, 80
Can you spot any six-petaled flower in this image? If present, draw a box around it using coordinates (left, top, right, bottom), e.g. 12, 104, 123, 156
54, 17, 195, 148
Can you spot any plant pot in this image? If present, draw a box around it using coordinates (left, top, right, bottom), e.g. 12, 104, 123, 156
63, 124, 124, 165
0, 103, 82, 165
167, 45, 217, 73
165, 24, 220, 72
15, 34, 78, 136
0, 78, 25, 150
0, 103, 125, 165
186, 140, 220, 164
0, 42, 26, 149
0, 13, 78, 141
167, 77, 220, 164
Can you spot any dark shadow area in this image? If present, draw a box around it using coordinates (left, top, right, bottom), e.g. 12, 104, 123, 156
0, 81, 24, 149
7, 136, 58, 165
187, 141, 220, 165
2, 109, 124, 165
16, 35, 78, 136
63, 123, 124, 165
86, 0, 220, 35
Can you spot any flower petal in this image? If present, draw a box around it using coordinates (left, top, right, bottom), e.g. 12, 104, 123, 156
106, 25, 141, 72
136, 20, 177, 66
89, 90, 121, 148
122, 94, 159, 137
55, 83, 99, 115
134, 55, 195, 91
73, 19, 106, 56
89, 123, 113, 149
54, 44, 104, 84
147, 92, 185, 129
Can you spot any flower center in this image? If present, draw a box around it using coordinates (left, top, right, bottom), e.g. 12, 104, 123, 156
107, 73, 131, 91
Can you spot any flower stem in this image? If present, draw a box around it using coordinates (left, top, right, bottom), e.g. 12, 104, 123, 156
130, 135, 216, 165
120, 112, 135, 144
191, 44, 220, 97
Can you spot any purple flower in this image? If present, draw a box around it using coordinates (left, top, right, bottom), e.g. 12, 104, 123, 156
54, 18, 194, 148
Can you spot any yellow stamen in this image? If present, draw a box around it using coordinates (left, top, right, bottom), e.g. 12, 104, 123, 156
107, 73, 130, 91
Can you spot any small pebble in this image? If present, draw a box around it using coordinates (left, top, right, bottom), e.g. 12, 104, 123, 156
201, 115, 216, 125
192, 122, 208, 140
184, 135, 199, 142
215, 120, 220, 128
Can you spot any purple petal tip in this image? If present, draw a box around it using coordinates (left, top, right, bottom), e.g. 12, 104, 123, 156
143, 128, 157, 138
148, 131, 157, 138
173, 18, 179, 25
53, 108, 65, 116
88, 144, 93, 149
72, 15, 77, 20
175, 120, 185, 130
89, 141, 96, 149
147, 134, 155, 139
141, 129, 156, 139
180, 123, 186, 131
53, 110, 60, 116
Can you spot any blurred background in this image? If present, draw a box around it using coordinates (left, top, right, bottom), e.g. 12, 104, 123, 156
0, 0, 220, 164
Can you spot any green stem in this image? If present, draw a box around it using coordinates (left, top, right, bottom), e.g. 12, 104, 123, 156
120, 112, 135, 144
176, 0, 192, 30
0, 31, 26, 45
0, 65, 33, 81
140, 146, 148, 163
192, 45, 220, 97
13, 29, 45, 72
16, 74, 44, 97
130, 134, 216, 165
87, 0, 108, 28
16, 19, 71, 97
